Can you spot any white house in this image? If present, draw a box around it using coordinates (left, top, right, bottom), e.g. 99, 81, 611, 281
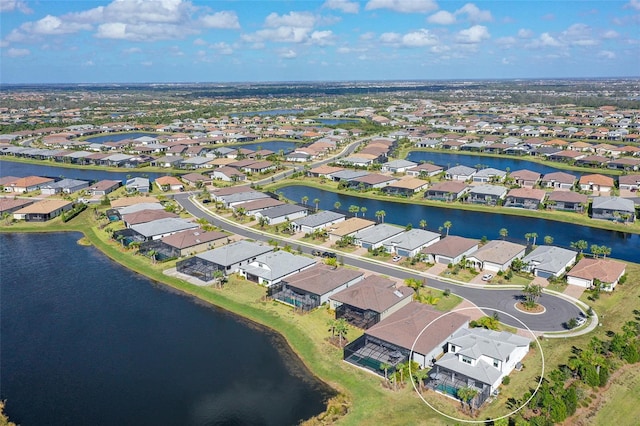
566, 258, 627, 291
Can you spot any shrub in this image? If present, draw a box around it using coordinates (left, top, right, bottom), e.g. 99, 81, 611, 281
502, 376, 511, 385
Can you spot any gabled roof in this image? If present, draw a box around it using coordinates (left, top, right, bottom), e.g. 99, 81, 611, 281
196, 240, 273, 266
448, 328, 530, 361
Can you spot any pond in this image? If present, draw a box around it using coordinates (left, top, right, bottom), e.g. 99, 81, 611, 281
228, 140, 298, 154
84, 132, 159, 144
0, 232, 333, 426
276, 185, 640, 264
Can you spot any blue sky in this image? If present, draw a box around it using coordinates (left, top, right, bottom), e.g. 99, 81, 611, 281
1, 0, 638, 83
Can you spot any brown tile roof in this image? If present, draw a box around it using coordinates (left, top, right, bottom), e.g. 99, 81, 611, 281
541, 172, 577, 184
154, 176, 183, 186
284, 265, 364, 295
14, 199, 72, 214
422, 235, 478, 258
328, 217, 376, 237
509, 169, 541, 182
387, 177, 429, 190
110, 196, 160, 208
506, 187, 547, 201
365, 302, 470, 355
233, 197, 284, 211
90, 180, 121, 191
470, 240, 526, 264
547, 191, 588, 203
0, 197, 33, 213
568, 258, 626, 284
352, 173, 396, 185
330, 276, 413, 313
122, 209, 178, 225
211, 185, 254, 197
161, 229, 227, 249
579, 174, 614, 187
428, 181, 469, 193
309, 165, 345, 175
11, 176, 54, 188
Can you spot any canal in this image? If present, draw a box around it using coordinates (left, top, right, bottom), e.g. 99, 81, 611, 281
276, 185, 640, 264
0, 232, 332, 426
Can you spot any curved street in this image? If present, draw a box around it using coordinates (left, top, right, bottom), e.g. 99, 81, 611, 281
174, 194, 584, 333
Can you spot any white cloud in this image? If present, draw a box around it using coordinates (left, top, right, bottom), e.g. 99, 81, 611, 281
122, 47, 142, 54
602, 30, 619, 39
379, 32, 401, 44
83, 60, 95, 66
456, 25, 490, 44
517, 29, 533, 39
495, 36, 516, 48
430, 45, 449, 54
337, 46, 367, 54
242, 27, 313, 44
402, 29, 438, 46
265, 12, 317, 28
0, 0, 32, 13
625, 0, 640, 10
6, 47, 30, 57
200, 11, 240, 29
359, 32, 375, 40
278, 49, 297, 59
455, 3, 493, 23
193, 38, 207, 45
365, 0, 438, 13
427, 11, 456, 25
323, 0, 360, 14
310, 30, 335, 45
211, 42, 233, 54
597, 50, 616, 59
0, 40, 8, 48
526, 32, 562, 49
561, 23, 597, 46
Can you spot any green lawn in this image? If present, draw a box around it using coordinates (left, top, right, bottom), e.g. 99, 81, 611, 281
592, 365, 640, 425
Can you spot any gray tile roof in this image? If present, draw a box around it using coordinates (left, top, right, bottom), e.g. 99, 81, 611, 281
242, 251, 316, 281
522, 245, 577, 275
383, 159, 417, 169
260, 204, 308, 219
292, 210, 345, 228
118, 202, 164, 215
354, 223, 405, 245
469, 184, 508, 197
474, 168, 506, 179
219, 191, 271, 204
383, 229, 440, 251
196, 240, 273, 266
330, 170, 370, 181
446, 165, 476, 176
131, 218, 198, 238
592, 196, 635, 213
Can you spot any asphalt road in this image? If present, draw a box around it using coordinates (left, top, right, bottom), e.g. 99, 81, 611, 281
175, 194, 582, 333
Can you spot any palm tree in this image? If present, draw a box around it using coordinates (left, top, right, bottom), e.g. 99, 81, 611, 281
525, 232, 532, 244
404, 277, 423, 297
334, 201, 341, 211
380, 362, 391, 382
530, 232, 538, 246
544, 235, 554, 245
258, 216, 269, 229
499, 227, 508, 240
375, 210, 386, 223
522, 283, 543, 308
396, 361, 407, 385
457, 386, 479, 414
443, 220, 452, 236
419, 219, 427, 230
334, 318, 349, 347
348, 205, 360, 217
147, 249, 158, 264
571, 239, 589, 254
313, 198, 320, 212
360, 206, 367, 217
301, 195, 308, 205
412, 368, 429, 393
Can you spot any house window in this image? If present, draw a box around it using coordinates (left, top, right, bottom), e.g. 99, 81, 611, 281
493, 360, 499, 368
461, 356, 472, 365
506, 355, 510, 363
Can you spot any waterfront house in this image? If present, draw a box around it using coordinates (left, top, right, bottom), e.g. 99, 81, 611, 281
425, 181, 469, 201
343, 302, 469, 374
353, 223, 405, 250
327, 217, 376, 242
348, 173, 398, 190
445, 165, 476, 181
121, 209, 178, 228
504, 188, 547, 209
472, 168, 506, 183
382, 229, 441, 258
509, 169, 541, 188
566, 258, 626, 291
125, 177, 150, 193
13, 199, 73, 221
466, 240, 526, 272
154, 176, 184, 192
130, 218, 198, 241
218, 191, 271, 208
176, 240, 273, 281
381, 159, 418, 173
40, 178, 90, 195
607, 158, 640, 171
540, 172, 577, 190
579, 174, 614, 194
117, 202, 164, 216
467, 184, 508, 205
239, 250, 317, 287
591, 196, 635, 222
140, 229, 228, 259
6, 176, 54, 193
329, 275, 414, 329
430, 328, 531, 404
421, 236, 479, 265
210, 185, 255, 201
254, 204, 308, 225
406, 163, 444, 177
89, 179, 122, 196
329, 170, 370, 182
307, 165, 345, 178
270, 265, 365, 312
546, 191, 588, 212
619, 174, 640, 191
522, 245, 577, 279
0, 198, 34, 215
291, 210, 346, 234
382, 177, 429, 196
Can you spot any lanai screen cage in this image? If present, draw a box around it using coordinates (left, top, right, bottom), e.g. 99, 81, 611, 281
343, 335, 409, 376
176, 257, 220, 282
427, 370, 492, 409
112, 228, 145, 247
336, 304, 380, 329
139, 239, 179, 261
268, 283, 318, 312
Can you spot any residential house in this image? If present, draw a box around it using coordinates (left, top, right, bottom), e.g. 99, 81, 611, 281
344, 302, 469, 374
217, 191, 271, 208
180, 173, 212, 187
13, 199, 73, 221
382, 229, 441, 258
330, 170, 370, 182
567, 258, 627, 291
382, 177, 429, 196
579, 174, 614, 194
210, 185, 255, 201
232, 198, 285, 216
509, 170, 541, 188
422, 236, 479, 265
381, 159, 418, 173
6, 176, 54, 193
472, 168, 506, 183
270, 265, 365, 311
308, 165, 345, 178
348, 174, 398, 190
0, 198, 34, 215
129, 218, 198, 241
546, 191, 588, 212
504, 188, 547, 209
425, 181, 469, 201
40, 178, 89, 195
154, 176, 184, 192
176, 240, 273, 281
467, 184, 507, 205
239, 251, 317, 287
140, 229, 228, 258
591, 196, 635, 222
329, 276, 414, 329
353, 223, 405, 250
327, 217, 376, 242
619, 174, 640, 191
254, 204, 308, 225
406, 163, 444, 177
211, 166, 247, 182
121, 209, 178, 227
467, 240, 526, 272
125, 177, 150, 193
109, 196, 159, 208
117, 202, 164, 216
540, 172, 577, 190
522, 245, 577, 279
291, 210, 346, 234
431, 328, 531, 403
446, 165, 476, 181
89, 179, 122, 196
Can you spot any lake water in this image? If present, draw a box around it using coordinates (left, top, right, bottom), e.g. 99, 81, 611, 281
228, 140, 297, 154
84, 132, 158, 144
315, 119, 360, 126
406, 151, 586, 177
277, 185, 640, 264
232, 109, 304, 117
0, 233, 332, 426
